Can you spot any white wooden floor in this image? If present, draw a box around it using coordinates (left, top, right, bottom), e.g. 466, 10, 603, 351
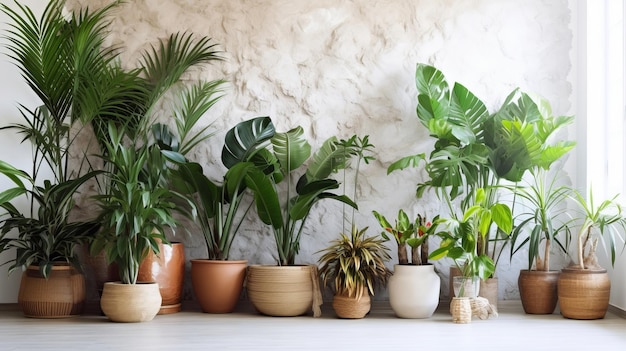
1, 301, 625, 350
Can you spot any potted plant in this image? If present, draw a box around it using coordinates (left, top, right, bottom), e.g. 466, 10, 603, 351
317, 135, 391, 319
557, 188, 626, 320
318, 226, 391, 319
510, 168, 573, 314
373, 209, 441, 318
0, 0, 114, 318
244, 126, 357, 317
392, 63, 577, 304
92, 124, 187, 322
429, 188, 512, 323
171, 116, 276, 313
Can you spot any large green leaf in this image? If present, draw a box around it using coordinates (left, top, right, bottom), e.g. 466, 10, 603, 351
221, 116, 275, 169
271, 126, 311, 176
305, 137, 348, 181
449, 83, 489, 145
244, 168, 282, 229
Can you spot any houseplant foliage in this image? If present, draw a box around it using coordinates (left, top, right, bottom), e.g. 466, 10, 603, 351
390, 63, 576, 270
557, 188, 626, 320
372, 209, 441, 318
317, 226, 391, 318
244, 126, 357, 266
373, 209, 438, 265
0, 0, 112, 278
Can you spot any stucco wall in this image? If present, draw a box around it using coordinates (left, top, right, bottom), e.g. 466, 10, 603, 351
1, 0, 574, 303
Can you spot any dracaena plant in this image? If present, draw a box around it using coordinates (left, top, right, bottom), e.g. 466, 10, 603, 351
373, 209, 439, 265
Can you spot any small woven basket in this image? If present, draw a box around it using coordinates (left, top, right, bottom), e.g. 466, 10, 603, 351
450, 297, 472, 324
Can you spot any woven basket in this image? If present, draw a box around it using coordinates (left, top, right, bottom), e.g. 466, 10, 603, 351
332, 292, 371, 319
450, 297, 472, 324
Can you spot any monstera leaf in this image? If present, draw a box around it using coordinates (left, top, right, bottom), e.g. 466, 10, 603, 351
221, 116, 275, 169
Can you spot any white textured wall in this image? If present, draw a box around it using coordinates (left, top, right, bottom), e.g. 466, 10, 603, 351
1, 0, 574, 303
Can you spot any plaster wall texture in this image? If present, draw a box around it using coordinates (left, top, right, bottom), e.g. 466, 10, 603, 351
1, 0, 574, 302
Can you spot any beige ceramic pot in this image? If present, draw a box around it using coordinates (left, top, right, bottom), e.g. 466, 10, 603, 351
100, 281, 162, 322
191, 259, 247, 313
18, 264, 85, 318
388, 264, 440, 318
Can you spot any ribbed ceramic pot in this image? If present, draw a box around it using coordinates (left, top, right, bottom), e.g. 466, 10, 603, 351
388, 264, 440, 318
332, 292, 371, 319
18, 264, 85, 318
100, 282, 162, 322
191, 259, 247, 313
518, 270, 559, 314
137, 241, 185, 314
246, 265, 317, 317
558, 267, 610, 320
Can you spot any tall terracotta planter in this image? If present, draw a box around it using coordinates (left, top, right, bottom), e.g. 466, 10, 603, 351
100, 281, 162, 322
518, 270, 559, 314
246, 265, 322, 317
18, 264, 85, 318
388, 264, 440, 318
137, 241, 185, 314
558, 267, 610, 319
191, 259, 247, 313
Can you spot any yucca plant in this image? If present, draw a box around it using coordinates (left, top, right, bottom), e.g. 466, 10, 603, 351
318, 226, 392, 298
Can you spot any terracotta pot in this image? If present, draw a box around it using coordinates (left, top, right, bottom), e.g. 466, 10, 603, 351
100, 281, 162, 322
332, 292, 371, 319
246, 265, 322, 317
191, 259, 247, 313
137, 241, 185, 314
388, 264, 440, 318
558, 267, 610, 320
18, 264, 85, 318
450, 297, 472, 324
479, 277, 498, 309
518, 270, 559, 314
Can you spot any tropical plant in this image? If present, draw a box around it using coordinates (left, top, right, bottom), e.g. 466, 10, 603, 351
0, 0, 115, 278
430, 188, 513, 280
318, 226, 392, 298
91, 125, 184, 284
373, 209, 439, 265
569, 188, 626, 270
243, 126, 357, 266
509, 168, 573, 271
389, 63, 575, 272
172, 117, 276, 260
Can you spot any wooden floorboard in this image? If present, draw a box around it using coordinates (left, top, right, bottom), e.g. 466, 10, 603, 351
1, 300, 625, 350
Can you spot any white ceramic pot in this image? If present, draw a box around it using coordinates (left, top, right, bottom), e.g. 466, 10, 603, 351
388, 264, 441, 318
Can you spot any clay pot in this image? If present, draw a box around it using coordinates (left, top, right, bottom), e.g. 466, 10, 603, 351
246, 265, 321, 317
388, 264, 440, 318
332, 291, 371, 319
518, 270, 559, 314
558, 267, 610, 319
100, 281, 162, 322
18, 264, 85, 318
137, 241, 185, 314
191, 259, 247, 313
